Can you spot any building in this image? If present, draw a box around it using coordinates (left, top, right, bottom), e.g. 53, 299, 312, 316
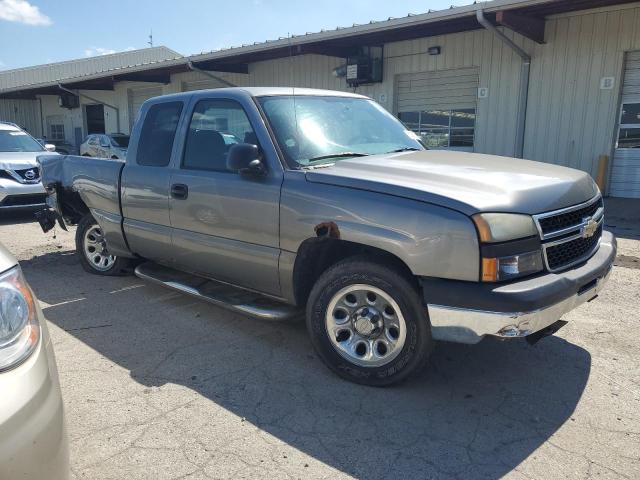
1, 0, 640, 198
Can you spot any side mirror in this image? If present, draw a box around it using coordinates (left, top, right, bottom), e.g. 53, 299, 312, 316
227, 143, 265, 175
45, 144, 56, 152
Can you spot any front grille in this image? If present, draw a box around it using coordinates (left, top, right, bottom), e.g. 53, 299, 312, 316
545, 225, 602, 270
534, 195, 604, 272
538, 197, 603, 235
0, 194, 46, 207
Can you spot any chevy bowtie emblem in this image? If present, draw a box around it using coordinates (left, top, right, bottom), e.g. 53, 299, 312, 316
582, 218, 598, 238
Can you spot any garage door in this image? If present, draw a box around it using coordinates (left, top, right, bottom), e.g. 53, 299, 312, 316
128, 86, 163, 130
611, 51, 640, 198
182, 78, 228, 92
396, 67, 479, 151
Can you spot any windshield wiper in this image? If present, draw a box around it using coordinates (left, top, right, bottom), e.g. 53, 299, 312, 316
387, 147, 421, 153
305, 152, 370, 164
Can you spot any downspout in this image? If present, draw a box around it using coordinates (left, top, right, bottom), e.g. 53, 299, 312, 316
187, 61, 237, 88
38, 96, 45, 138
58, 84, 121, 133
476, 9, 530, 159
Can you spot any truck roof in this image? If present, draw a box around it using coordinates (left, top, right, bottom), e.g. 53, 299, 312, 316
154, 87, 369, 103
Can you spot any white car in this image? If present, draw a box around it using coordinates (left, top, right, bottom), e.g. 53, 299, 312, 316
0, 122, 55, 210
79, 133, 129, 159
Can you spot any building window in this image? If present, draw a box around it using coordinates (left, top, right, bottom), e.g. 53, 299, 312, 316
398, 109, 476, 149
617, 103, 640, 148
49, 123, 65, 141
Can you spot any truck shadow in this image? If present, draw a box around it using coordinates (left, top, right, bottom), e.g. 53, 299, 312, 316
23, 251, 591, 479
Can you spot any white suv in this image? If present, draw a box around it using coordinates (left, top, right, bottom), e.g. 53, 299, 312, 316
0, 122, 55, 210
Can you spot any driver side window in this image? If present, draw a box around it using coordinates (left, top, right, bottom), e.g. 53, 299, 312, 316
182, 99, 257, 172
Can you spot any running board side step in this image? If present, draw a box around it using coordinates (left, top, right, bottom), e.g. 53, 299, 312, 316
134, 262, 302, 322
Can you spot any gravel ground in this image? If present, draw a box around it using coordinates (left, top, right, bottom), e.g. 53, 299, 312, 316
0, 208, 638, 480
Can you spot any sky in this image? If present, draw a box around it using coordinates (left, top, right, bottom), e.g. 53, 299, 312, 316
0, 0, 476, 70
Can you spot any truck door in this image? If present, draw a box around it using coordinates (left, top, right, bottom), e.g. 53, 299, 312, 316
168, 95, 283, 296
121, 100, 185, 263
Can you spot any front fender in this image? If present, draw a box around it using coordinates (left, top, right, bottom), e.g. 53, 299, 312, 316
280, 173, 480, 282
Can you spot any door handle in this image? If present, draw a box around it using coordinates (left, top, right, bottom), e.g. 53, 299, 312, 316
170, 183, 188, 200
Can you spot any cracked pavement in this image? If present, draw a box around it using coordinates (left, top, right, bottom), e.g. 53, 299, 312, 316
0, 206, 638, 480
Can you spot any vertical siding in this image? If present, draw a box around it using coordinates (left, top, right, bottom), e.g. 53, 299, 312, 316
0, 99, 41, 136
524, 4, 640, 179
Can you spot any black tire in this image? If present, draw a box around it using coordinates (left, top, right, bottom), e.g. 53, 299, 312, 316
75, 214, 132, 276
306, 255, 433, 386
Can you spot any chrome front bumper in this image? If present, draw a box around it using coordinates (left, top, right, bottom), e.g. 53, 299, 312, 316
424, 231, 616, 344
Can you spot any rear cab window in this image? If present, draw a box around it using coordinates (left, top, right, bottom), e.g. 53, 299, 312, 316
137, 102, 183, 167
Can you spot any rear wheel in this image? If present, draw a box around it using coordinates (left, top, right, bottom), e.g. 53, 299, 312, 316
75, 214, 131, 275
306, 256, 433, 386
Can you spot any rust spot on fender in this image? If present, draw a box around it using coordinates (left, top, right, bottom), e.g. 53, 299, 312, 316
314, 221, 340, 239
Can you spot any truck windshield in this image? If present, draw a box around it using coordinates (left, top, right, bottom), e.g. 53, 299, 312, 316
0, 130, 45, 152
257, 95, 424, 168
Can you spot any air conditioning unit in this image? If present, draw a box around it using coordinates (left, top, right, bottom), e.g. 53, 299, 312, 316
346, 46, 383, 87
58, 94, 79, 109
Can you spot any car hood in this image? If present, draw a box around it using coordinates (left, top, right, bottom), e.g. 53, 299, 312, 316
0, 151, 53, 170
305, 150, 599, 215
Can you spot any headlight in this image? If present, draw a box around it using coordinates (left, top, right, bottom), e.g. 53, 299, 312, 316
0, 266, 39, 371
472, 213, 543, 282
481, 251, 544, 282
472, 213, 538, 243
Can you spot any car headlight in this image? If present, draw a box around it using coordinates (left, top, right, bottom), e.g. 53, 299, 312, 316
472, 213, 543, 282
472, 213, 538, 243
0, 266, 39, 371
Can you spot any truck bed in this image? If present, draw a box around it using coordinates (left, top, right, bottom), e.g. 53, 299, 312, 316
37, 154, 125, 219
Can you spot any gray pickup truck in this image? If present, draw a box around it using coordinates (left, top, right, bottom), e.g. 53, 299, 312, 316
36, 87, 616, 386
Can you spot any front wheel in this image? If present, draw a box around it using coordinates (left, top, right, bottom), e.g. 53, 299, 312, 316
306, 256, 433, 386
75, 214, 131, 275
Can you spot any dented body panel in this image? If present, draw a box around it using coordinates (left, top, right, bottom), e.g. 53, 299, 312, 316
37, 154, 133, 258
279, 170, 480, 284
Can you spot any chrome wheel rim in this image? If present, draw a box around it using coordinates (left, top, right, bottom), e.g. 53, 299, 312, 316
83, 225, 116, 271
325, 284, 407, 368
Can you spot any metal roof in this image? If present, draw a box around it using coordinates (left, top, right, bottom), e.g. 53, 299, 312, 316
0, 0, 636, 98
0, 46, 181, 90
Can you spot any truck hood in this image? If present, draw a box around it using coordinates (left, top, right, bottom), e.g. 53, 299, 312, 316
0, 151, 52, 170
305, 150, 599, 215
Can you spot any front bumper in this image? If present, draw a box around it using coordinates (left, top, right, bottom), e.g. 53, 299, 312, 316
0, 178, 46, 209
0, 305, 69, 480
422, 230, 616, 344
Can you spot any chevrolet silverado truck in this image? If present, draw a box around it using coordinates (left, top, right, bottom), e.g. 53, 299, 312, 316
36, 87, 616, 386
